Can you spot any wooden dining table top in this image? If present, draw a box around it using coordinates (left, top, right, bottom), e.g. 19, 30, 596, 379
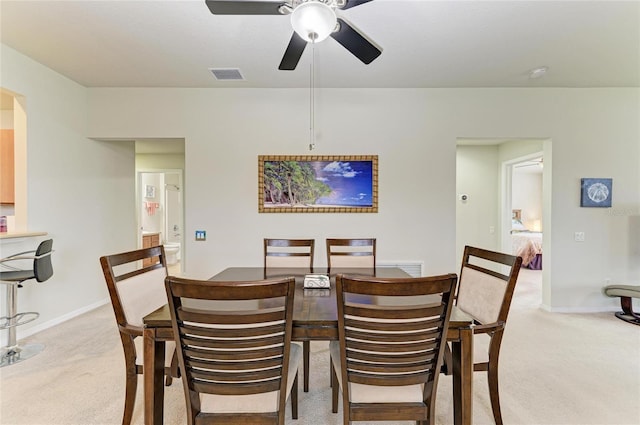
144, 267, 473, 330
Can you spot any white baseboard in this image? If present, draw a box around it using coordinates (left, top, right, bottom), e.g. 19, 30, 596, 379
542, 305, 619, 314
18, 298, 110, 339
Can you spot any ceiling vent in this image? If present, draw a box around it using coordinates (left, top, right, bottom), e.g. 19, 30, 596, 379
209, 68, 245, 81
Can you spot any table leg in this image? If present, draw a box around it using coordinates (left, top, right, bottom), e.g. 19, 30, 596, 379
303, 340, 310, 392
144, 328, 166, 425
451, 326, 473, 425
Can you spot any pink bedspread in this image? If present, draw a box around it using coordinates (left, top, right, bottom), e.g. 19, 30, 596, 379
511, 232, 543, 266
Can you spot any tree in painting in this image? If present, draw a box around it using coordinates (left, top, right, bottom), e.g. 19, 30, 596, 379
264, 161, 332, 207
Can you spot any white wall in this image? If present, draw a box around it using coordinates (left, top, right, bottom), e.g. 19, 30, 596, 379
456, 145, 500, 261
87, 87, 640, 312
88, 89, 459, 279
135, 153, 185, 170
2, 41, 639, 338
0, 45, 136, 338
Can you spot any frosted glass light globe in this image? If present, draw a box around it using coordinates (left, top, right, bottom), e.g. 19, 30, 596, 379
291, 1, 337, 43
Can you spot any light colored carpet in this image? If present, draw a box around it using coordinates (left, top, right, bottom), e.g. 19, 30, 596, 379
1, 269, 639, 424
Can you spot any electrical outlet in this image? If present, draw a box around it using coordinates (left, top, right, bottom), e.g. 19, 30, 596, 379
489, 226, 495, 234
574, 231, 585, 242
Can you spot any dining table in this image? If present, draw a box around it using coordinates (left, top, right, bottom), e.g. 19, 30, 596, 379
143, 267, 475, 425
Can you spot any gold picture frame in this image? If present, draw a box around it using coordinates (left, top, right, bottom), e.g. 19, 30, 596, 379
258, 155, 378, 213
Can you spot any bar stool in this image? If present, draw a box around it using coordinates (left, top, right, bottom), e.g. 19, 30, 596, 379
0, 239, 53, 367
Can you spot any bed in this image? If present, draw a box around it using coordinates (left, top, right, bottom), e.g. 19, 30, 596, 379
511, 210, 543, 269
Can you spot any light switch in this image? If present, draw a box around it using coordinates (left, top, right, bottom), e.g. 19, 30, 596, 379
195, 230, 206, 241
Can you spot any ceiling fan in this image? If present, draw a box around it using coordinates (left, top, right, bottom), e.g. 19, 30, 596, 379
205, 0, 382, 70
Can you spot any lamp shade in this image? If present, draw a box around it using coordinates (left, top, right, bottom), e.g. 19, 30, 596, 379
291, 1, 337, 43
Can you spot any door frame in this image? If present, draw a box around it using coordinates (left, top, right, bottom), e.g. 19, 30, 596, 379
500, 151, 544, 254
136, 168, 184, 271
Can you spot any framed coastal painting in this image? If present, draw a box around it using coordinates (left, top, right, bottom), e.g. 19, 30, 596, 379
258, 155, 378, 213
580, 178, 612, 208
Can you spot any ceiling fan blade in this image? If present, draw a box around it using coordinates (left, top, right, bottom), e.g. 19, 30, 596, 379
205, 0, 284, 15
279, 32, 307, 70
340, 0, 374, 10
330, 18, 381, 65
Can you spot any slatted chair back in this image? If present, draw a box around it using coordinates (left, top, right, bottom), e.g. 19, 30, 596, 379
326, 238, 376, 270
164, 275, 300, 425
331, 273, 457, 424
264, 238, 315, 269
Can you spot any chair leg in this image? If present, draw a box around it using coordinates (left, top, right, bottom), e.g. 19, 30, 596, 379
122, 365, 137, 425
330, 356, 334, 388
441, 342, 453, 375
291, 373, 299, 419
342, 404, 350, 425
303, 340, 310, 392
120, 335, 139, 425
165, 349, 181, 385
331, 363, 339, 414
487, 353, 503, 425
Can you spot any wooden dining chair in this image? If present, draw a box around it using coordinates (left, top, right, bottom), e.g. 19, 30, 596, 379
264, 238, 315, 269
326, 238, 376, 270
330, 273, 457, 424
264, 238, 314, 393
99, 246, 179, 425
442, 245, 523, 425
164, 275, 301, 425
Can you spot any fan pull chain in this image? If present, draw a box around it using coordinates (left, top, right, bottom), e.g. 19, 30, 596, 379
309, 40, 316, 151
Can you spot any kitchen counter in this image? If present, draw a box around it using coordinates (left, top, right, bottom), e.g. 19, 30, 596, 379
0, 231, 48, 240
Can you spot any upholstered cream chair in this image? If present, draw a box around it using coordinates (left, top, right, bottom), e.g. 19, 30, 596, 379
326, 238, 376, 270
99, 246, 179, 425
330, 273, 457, 424
443, 245, 523, 425
164, 275, 301, 425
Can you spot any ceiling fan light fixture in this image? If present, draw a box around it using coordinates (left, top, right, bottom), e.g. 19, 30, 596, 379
291, 1, 337, 43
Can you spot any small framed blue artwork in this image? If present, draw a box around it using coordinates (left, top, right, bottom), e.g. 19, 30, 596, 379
580, 178, 612, 207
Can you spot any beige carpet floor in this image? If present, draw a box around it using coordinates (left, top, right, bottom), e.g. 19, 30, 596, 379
1, 269, 639, 424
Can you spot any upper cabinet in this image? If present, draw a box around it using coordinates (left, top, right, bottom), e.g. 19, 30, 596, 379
1, 129, 15, 204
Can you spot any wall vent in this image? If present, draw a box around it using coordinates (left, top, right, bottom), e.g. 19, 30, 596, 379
377, 261, 424, 278
209, 68, 245, 81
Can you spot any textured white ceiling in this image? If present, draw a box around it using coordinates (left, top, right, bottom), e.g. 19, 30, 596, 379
1, 0, 638, 89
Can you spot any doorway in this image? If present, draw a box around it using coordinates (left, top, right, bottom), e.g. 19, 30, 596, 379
135, 138, 185, 273
137, 170, 184, 274
456, 138, 550, 309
